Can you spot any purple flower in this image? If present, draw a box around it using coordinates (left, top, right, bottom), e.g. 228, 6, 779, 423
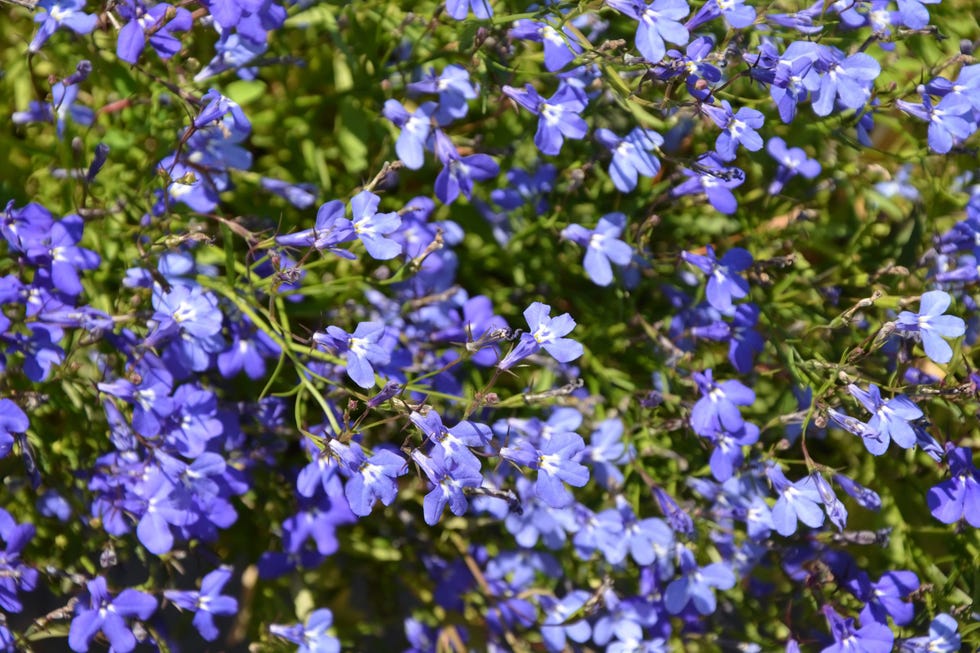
164, 566, 238, 641
412, 447, 483, 525
502, 83, 588, 156
594, 127, 663, 192
314, 321, 390, 389
116, 1, 192, 64
686, 0, 755, 29
410, 410, 489, 472
812, 51, 881, 116
270, 608, 340, 653
382, 100, 438, 169
276, 199, 356, 255
12, 82, 95, 140
69, 577, 157, 653
407, 64, 478, 123
561, 213, 634, 286
445, 0, 493, 20
510, 20, 583, 72
899, 613, 961, 652
847, 383, 922, 451
664, 548, 736, 615
895, 290, 966, 364
433, 131, 500, 205
344, 446, 407, 516
671, 153, 745, 214
350, 190, 402, 259
690, 368, 755, 435
29, 0, 97, 53
497, 302, 583, 370
0, 399, 29, 460
847, 570, 919, 627
682, 246, 753, 314
766, 137, 821, 194
896, 93, 975, 154
703, 100, 765, 161
926, 445, 980, 527
540, 590, 592, 651
820, 605, 894, 653
606, 0, 690, 64
0, 509, 37, 614
501, 430, 589, 507
767, 463, 825, 536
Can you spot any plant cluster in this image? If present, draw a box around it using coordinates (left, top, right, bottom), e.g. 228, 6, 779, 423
0, 0, 978, 651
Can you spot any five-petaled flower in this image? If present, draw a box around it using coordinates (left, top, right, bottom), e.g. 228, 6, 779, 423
497, 302, 583, 370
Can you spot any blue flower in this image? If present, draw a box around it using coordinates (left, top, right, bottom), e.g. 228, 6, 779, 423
433, 131, 500, 205
69, 577, 157, 653
606, 0, 690, 64
561, 213, 634, 286
594, 127, 663, 192
766, 137, 821, 194
899, 613, 961, 652
497, 302, 584, 370
820, 605, 894, 653
314, 321, 390, 389
510, 20, 583, 72
682, 245, 752, 313
407, 64, 478, 123
703, 100, 765, 161
0, 399, 29, 460
164, 566, 238, 641
382, 100, 438, 169
926, 445, 980, 527
350, 191, 402, 260
29, 0, 97, 53
847, 383, 922, 451
502, 83, 588, 156
895, 290, 966, 364
343, 445, 407, 516
690, 368, 755, 435
445, 0, 493, 20
896, 93, 975, 154
270, 608, 341, 653
501, 430, 589, 508
664, 547, 736, 615
766, 463, 825, 536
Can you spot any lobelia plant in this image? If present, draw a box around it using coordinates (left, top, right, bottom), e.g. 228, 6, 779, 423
0, 0, 978, 650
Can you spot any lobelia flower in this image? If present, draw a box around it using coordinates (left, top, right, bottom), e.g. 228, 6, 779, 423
664, 547, 736, 615
350, 190, 402, 259
686, 0, 756, 29
502, 83, 588, 156
433, 131, 500, 205
898, 613, 961, 652
0, 508, 37, 614
407, 64, 478, 123
702, 100, 765, 161
510, 20, 583, 72
810, 472, 848, 531
895, 92, 975, 154
0, 399, 29, 460
411, 446, 484, 525
585, 417, 633, 489
894, 290, 966, 364
845, 570, 919, 627
820, 605, 894, 653
382, 100, 438, 169
766, 137, 821, 194
605, 0, 690, 64
500, 430, 589, 508
497, 302, 583, 370
163, 566, 238, 641
445, 0, 493, 20
561, 213, 634, 286
671, 153, 745, 214
116, 1, 193, 64
926, 444, 980, 527
847, 383, 922, 451
12, 81, 95, 140
343, 444, 407, 516
766, 463, 825, 536
314, 321, 390, 389
540, 590, 592, 652
410, 410, 489, 472
29, 0, 98, 53
594, 127, 664, 192
68, 577, 157, 653
833, 473, 881, 511
276, 199, 356, 256
270, 608, 341, 653
811, 50, 881, 117
689, 368, 755, 435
